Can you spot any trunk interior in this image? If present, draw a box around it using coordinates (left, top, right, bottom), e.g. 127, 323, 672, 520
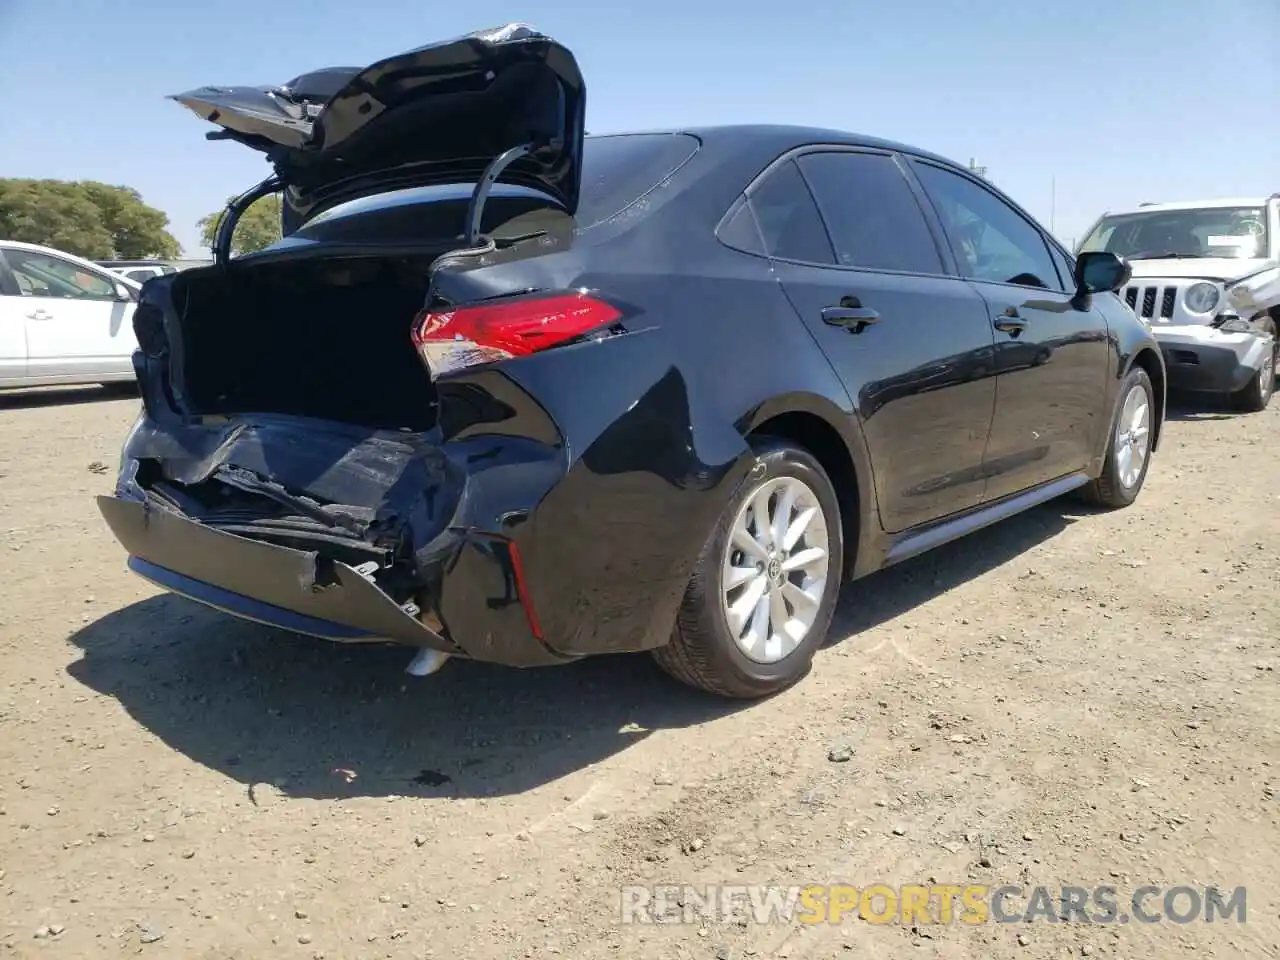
163, 192, 574, 431
169, 254, 445, 431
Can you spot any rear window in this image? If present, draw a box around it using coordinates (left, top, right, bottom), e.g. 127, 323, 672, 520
268, 133, 700, 251
574, 133, 700, 228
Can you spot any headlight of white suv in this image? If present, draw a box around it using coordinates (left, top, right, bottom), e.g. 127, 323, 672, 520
1184, 282, 1220, 314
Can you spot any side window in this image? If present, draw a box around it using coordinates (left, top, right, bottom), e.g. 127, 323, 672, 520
746, 160, 834, 265
716, 200, 766, 256
912, 163, 1059, 290
796, 152, 943, 274
6, 250, 117, 300
1049, 243, 1077, 293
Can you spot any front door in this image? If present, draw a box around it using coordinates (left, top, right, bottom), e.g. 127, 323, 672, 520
746, 151, 998, 533
909, 161, 1111, 502
3, 247, 136, 381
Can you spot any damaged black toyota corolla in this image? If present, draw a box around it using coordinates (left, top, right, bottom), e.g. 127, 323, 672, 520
101, 24, 1167, 698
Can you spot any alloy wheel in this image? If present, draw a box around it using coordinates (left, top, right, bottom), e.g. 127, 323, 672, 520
721, 476, 830, 664
1114, 383, 1152, 489
1261, 342, 1276, 402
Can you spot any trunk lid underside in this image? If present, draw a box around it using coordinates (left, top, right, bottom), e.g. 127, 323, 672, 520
172, 22, 586, 232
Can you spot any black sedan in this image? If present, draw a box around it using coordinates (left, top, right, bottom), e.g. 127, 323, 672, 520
99, 24, 1166, 698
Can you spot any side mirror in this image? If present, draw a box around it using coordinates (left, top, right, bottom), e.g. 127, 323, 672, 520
113, 282, 135, 302
1074, 251, 1131, 295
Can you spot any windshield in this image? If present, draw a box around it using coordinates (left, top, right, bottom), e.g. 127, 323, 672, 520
1078, 206, 1269, 260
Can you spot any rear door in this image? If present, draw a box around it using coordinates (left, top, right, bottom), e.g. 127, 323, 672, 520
3, 247, 136, 381
748, 150, 998, 533
908, 161, 1111, 501
0, 252, 29, 383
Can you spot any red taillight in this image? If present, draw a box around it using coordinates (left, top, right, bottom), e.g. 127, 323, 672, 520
411, 290, 623, 379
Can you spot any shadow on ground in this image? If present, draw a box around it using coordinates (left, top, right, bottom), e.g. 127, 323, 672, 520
1163, 388, 1264, 422
0, 383, 137, 410
66, 599, 744, 801
68, 499, 1079, 801
828, 498, 1078, 637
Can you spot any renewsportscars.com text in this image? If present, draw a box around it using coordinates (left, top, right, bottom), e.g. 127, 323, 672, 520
619, 883, 1247, 926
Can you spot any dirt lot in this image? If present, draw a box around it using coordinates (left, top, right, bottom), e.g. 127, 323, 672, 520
0, 387, 1277, 960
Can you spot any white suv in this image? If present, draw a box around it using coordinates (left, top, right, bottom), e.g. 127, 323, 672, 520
1077, 196, 1279, 411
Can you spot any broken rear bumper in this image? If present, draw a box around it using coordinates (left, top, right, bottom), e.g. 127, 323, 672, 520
98, 493, 575, 668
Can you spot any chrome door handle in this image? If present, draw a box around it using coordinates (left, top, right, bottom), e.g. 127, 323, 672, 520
822, 295, 881, 333
993, 311, 1028, 335
822, 305, 881, 327
26, 310, 53, 321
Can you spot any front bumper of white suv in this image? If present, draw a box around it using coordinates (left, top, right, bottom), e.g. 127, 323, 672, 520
1153, 319, 1273, 393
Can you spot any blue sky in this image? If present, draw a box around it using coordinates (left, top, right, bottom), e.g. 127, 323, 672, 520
1, 0, 1276, 256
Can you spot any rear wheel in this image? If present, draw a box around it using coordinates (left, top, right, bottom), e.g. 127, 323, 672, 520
652, 438, 844, 698
1081, 366, 1154, 509
1231, 319, 1276, 413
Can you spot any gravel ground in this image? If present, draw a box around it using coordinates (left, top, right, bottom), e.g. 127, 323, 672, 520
0, 385, 1277, 959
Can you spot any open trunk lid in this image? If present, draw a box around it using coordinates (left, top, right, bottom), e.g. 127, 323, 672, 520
172, 22, 585, 234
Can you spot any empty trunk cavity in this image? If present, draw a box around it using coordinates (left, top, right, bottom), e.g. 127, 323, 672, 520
171, 254, 440, 430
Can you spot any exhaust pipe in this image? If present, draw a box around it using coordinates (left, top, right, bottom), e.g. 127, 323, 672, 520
405, 647, 450, 677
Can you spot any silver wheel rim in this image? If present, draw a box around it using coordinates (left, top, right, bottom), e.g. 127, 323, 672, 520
721, 476, 830, 664
1261, 344, 1275, 400
1115, 383, 1151, 489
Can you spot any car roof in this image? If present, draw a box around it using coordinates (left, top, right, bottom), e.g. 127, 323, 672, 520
0, 240, 142, 287
636, 124, 1068, 250
1106, 197, 1274, 215
596, 123, 963, 169
242, 125, 1037, 261
269, 126, 976, 240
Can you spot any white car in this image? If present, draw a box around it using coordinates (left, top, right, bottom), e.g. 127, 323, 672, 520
0, 240, 141, 390
98, 260, 180, 285
111, 266, 170, 285
1077, 196, 1279, 411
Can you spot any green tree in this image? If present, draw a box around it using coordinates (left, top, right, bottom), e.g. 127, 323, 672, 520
0, 179, 115, 258
0, 178, 180, 259
197, 194, 283, 256
80, 183, 181, 259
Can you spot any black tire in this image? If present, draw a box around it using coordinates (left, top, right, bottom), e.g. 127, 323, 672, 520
1230, 319, 1276, 413
652, 437, 845, 698
1081, 365, 1155, 509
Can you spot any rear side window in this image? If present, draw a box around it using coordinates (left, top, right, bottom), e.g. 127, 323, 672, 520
797, 152, 943, 274
747, 160, 834, 264
717, 201, 765, 256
